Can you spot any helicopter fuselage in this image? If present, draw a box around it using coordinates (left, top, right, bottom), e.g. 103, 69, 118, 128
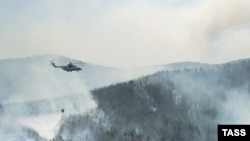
61, 66, 82, 72
50, 61, 82, 72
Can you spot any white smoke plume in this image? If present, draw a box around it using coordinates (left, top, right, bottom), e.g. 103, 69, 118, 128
0, 55, 97, 140
0, 0, 250, 67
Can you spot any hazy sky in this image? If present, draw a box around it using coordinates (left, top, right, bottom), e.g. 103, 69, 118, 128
1, 0, 250, 67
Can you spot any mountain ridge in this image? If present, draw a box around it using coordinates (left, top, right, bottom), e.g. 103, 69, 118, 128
1, 55, 250, 141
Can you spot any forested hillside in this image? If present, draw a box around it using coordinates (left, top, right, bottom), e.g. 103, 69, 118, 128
53, 59, 250, 141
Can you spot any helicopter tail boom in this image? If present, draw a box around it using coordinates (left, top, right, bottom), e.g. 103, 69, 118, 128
50, 61, 59, 68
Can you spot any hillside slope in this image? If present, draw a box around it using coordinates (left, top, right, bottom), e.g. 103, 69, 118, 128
2, 55, 249, 141
55, 59, 250, 141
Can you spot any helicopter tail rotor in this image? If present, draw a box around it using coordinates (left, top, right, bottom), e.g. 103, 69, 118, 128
49, 60, 57, 68
49, 60, 53, 65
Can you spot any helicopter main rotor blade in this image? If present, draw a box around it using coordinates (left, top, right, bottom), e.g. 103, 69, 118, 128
71, 62, 82, 64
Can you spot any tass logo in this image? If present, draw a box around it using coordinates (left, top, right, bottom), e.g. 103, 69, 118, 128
218, 125, 250, 141
221, 129, 246, 136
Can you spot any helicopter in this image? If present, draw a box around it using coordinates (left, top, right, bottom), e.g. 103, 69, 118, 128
50, 61, 82, 72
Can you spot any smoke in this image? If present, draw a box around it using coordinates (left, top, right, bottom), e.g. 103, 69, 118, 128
189, 0, 250, 59
1, 0, 250, 67
17, 114, 62, 140
0, 56, 96, 104
219, 87, 250, 124
0, 55, 97, 140
75, 0, 250, 66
